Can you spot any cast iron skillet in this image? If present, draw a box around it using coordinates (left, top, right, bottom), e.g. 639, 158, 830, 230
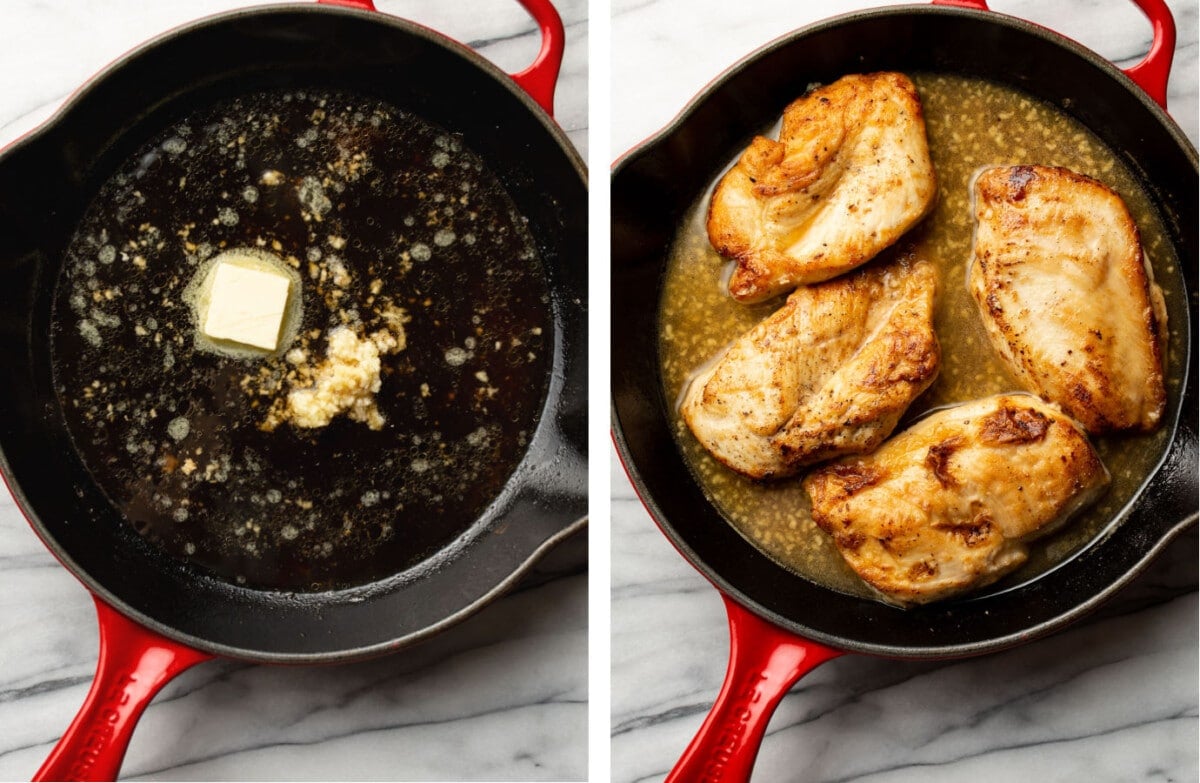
0, 0, 586, 779
611, 0, 1196, 779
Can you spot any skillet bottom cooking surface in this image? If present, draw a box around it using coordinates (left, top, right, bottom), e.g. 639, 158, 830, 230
52, 88, 553, 592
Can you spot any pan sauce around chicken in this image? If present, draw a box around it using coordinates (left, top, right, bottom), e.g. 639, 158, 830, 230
52, 89, 553, 591
660, 73, 1185, 601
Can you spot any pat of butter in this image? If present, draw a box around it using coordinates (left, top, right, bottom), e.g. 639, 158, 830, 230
201, 261, 291, 351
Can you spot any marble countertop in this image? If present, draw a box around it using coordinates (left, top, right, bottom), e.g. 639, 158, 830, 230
0, 1, 587, 780
610, 1, 1198, 782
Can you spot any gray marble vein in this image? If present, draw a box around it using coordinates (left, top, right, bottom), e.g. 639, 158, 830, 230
0, 1, 588, 780
611, 1, 1198, 781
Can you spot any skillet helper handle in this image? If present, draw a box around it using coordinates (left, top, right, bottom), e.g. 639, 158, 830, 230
930, 0, 1174, 109
314, 0, 565, 117
665, 596, 842, 783
1122, 0, 1175, 109
33, 596, 213, 782
509, 0, 566, 117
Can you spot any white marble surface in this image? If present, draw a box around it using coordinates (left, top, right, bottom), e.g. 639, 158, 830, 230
0, 1, 587, 780
610, 1, 1199, 781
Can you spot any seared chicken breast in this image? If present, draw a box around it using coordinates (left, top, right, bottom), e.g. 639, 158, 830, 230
969, 165, 1167, 433
707, 72, 938, 303
681, 252, 939, 479
804, 394, 1109, 606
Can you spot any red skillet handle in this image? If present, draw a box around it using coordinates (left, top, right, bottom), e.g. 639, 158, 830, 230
1122, 0, 1175, 108
33, 596, 213, 782
665, 596, 842, 783
931, 0, 1174, 109
315, 0, 565, 117
509, 0, 566, 117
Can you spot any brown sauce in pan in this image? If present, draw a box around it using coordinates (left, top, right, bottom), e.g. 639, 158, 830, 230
659, 73, 1185, 601
52, 90, 552, 591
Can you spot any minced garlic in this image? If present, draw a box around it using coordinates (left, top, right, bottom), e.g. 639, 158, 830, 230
261, 307, 409, 432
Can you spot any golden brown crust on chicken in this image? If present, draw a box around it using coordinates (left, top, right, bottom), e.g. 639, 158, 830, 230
707, 72, 938, 303
681, 252, 939, 479
969, 165, 1167, 433
804, 394, 1110, 606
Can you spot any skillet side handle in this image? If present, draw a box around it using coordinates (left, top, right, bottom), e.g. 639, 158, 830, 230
510, 0, 566, 117
930, 0, 989, 7
315, 0, 377, 8
1123, 0, 1175, 109
33, 597, 213, 782
931, 0, 1174, 109
665, 596, 842, 783
315, 0, 563, 117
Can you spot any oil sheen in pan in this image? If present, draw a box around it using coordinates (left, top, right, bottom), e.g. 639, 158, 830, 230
51, 89, 553, 592
659, 73, 1186, 601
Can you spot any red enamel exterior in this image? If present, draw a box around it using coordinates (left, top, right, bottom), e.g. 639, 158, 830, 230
1124, 0, 1175, 107
664, 598, 842, 783
510, 0, 567, 117
33, 598, 213, 782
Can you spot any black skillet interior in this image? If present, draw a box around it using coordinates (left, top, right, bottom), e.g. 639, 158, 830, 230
0, 5, 587, 661
611, 5, 1197, 658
